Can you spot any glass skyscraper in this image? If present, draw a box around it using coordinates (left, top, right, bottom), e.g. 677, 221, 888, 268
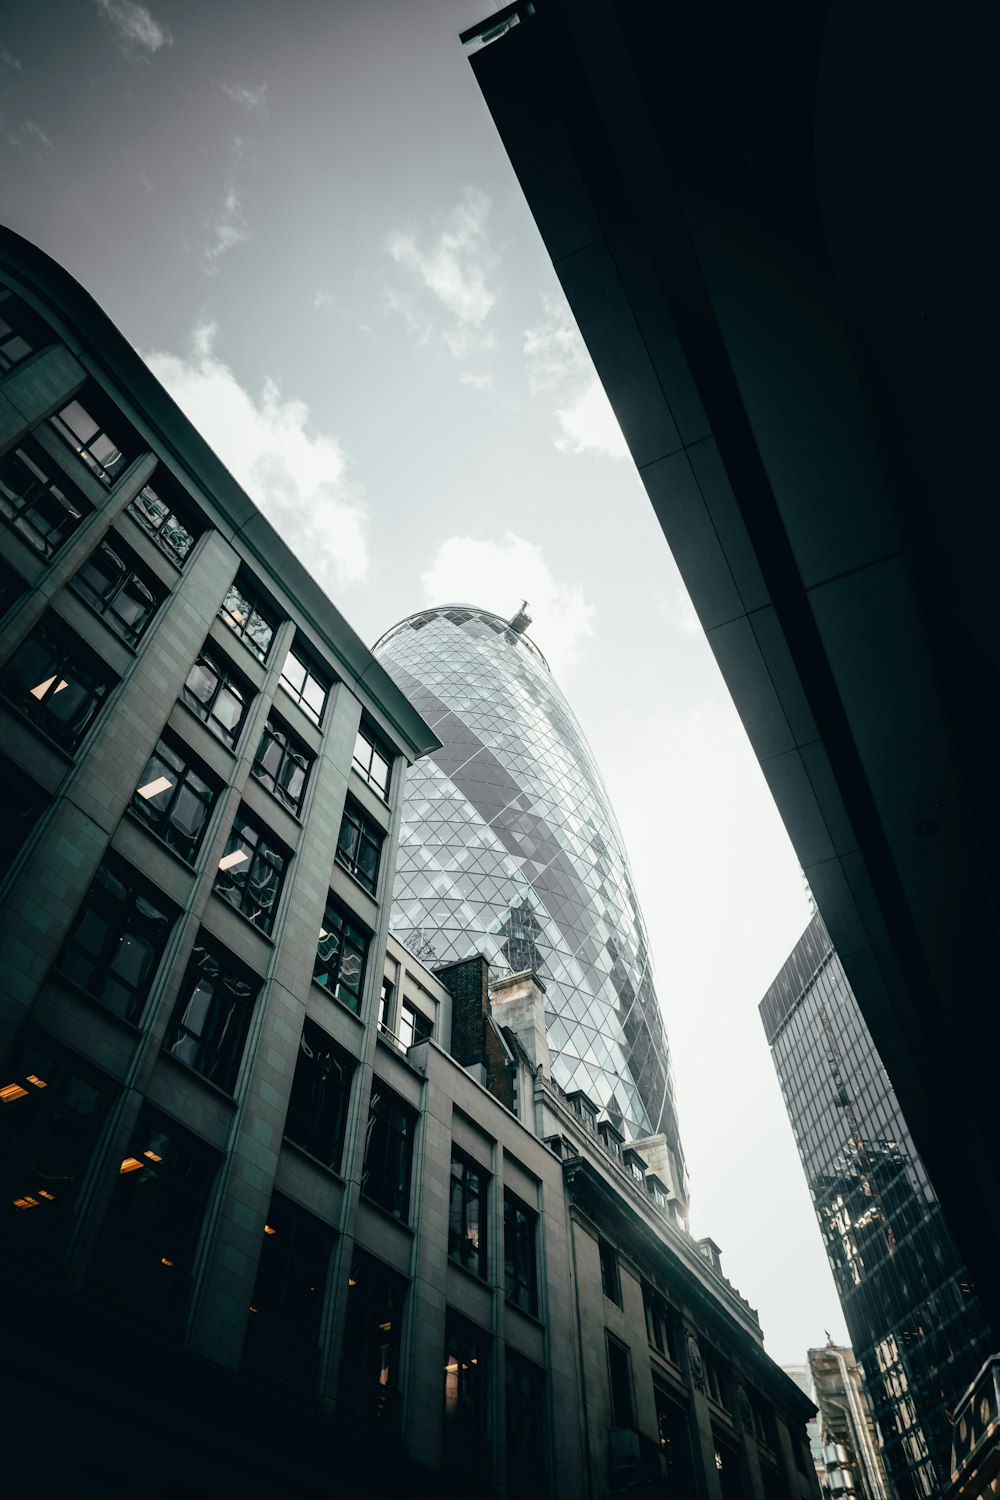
760, 914, 993, 1500
373, 604, 685, 1180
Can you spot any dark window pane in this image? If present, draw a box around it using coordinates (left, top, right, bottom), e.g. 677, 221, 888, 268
506, 1351, 545, 1475
600, 1238, 622, 1307
0, 439, 88, 558
181, 651, 251, 748
504, 1191, 538, 1316
0, 614, 114, 752
0, 753, 48, 879
162, 940, 259, 1093
213, 811, 287, 935
56, 854, 174, 1022
252, 718, 312, 815
607, 1335, 635, 1428
313, 899, 369, 1011
129, 483, 196, 565
49, 396, 130, 488
443, 1312, 490, 1451
284, 1019, 354, 1171
335, 803, 384, 894
339, 1251, 407, 1432
219, 579, 275, 662
71, 538, 162, 646
449, 1151, 487, 1278
243, 1195, 334, 1403
362, 1082, 415, 1221
0, 295, 49, 372
130, 736, 217, 863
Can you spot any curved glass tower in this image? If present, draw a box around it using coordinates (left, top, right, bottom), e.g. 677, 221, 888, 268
374, 604, 685, 1175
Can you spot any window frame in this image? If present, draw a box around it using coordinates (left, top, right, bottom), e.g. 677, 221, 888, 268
443, 1310, 490, 1441
449, 1149, 488, 1279
55, 853, 174, 1022
129, 735, 218, 864
128, 482, 197, 566
0, 438, 89, 559
252, 715, 312, 816
352, 719, 392, 800
181, 650, 252, 749
503, 1189, 539, 1316
335, 800, 384, 894
606, 1332, 636, 1429
70, 535, 162, 647
219, 576, 276, 663
0, 613, 115, 753
599, 1237, 622, 1307
283, 1018, 354, 1173
48, 395, 131, 488
313, 898, 369, 1013
505, 1349, 546, 1475
213, 810, 287, 936
162, 939, 260, 1094
362, 1081, 416, 1221
279, 645, 329, 726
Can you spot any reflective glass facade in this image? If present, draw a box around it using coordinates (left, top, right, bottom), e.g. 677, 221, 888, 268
760, 915, 993, 1500
374, 605, 684, 1164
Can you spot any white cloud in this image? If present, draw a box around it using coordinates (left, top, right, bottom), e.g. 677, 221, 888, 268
2, 116, 54, 151
1, 49, 22, 72
222, 80, 268, 119
386, 188, 498, 381
458, 371, 493, 390
420, 532, 594, 676
524, 293, 627, 459
202, 181, 250, 274
94, 0, 172, 59
144, 323, 368, 589
313, 290, 335, 310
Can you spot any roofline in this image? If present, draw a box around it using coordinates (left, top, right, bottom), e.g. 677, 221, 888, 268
0, 224, 439, 764
373, 602, 550, 672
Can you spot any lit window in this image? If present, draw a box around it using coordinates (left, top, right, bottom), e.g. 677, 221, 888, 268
181, 650, 251, 748
49, 396, 130, 487
0, 614, 114, 752
284, 1019, 354, 1172
335, 802, 383, 894
443, 1312, 490, 1450
252, 718, 311, 815
56, 853, 175, 1022
214, 812, 287, 935
279, 645, 329, 725
243, 1195, 334, 1400
162, 939, 259, 1094
313, 900, 369, 1012
219, 578, 275, 662
71, 537, 162, 646
352, 720, 392, 799
449, 1151, 487, 1278
339, 1251, 407, 1431
0, 439, 88, 558
128, 483, 196, 565
130, 736, 217, 863
362, 1082, 416, 1221
503, 1190, 538, 1316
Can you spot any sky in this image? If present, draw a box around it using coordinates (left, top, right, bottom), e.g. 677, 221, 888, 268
0, 0, 849, 1362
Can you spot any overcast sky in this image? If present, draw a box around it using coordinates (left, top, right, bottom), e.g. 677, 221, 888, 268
1, 0, 849, 1362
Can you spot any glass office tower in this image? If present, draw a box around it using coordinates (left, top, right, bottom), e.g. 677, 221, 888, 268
374, 604, 685, 1176
760, 914, 993, 1500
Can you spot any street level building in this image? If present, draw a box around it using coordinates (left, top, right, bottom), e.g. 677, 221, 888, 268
760, 916, 993, 1500
807, 1344, 890, 1500
0, 226, 818, 1499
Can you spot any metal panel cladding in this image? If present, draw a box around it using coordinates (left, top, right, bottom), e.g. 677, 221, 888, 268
374, 604, 685, 1163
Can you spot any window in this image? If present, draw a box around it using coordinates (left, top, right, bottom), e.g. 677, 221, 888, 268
655, 1387, 694, 1500
751, 1394, 779, 1451
313, 899, 369, 1012
714, 1435, 747, 1500
1, 614, 114, 752
0, 554, 25, 616
506, 1351, 545, 1475
449, 1151, 488, 1278
352, 719, 392, 799
71, 537, 161, 646
56, 854, 174, 1022
181, 650, 251, 748
90, 1107, 217, 1335
0, 439, 88, 558
279, 645, 328, 725
252, 717, 311, 815
162, 939, 259, 1093
214, 811, 287, 935
362, 1082, 416, 1220
0, 295, 44, 371
243, 1195, 334, 1400
378, 976, 393, 1031
129, 482, 196, 565
130, 736, 217, 863
335, 802, 383, 893
503, 1190, 538, 1316
643, 1283, 681, 1362
704, 1347, 730, 1410
49, 396, 130, 487
0, 753, 48, 880
219, 577, 275, 662
284, 1019, 354, 1172
600, 1237, 622, 1307
606, 1334, 636, 1428
398, 1000, 432, 1049
443, 1312, 490, 1445
339, 1251, 407, 1430
0, 1035, 114, 1272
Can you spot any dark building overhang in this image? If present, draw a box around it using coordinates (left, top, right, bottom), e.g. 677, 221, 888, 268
466, 0, 1000, 1327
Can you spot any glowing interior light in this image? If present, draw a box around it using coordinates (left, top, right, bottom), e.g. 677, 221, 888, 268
13, 1196, 39, 1210
38, 1190, 56, 1201
444, 1361, 458, 1373
0, 1083, 29, 1102
218, 849, 249, 871
264, 1224, 276, 1236
143, 1150, 162, 1162
25, 1075, 47, 1088
119, 1157, 144, 1174
30, 675, 68, 699
318, 928, 328, 939
348, 1277, 356, 1287
137, 775, 173, 799
160, 1257, 173, 1267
